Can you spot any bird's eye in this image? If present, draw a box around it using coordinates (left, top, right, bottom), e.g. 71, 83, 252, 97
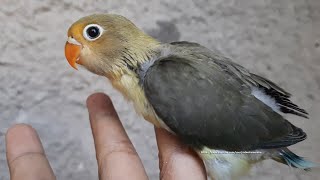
83, 24, 104, 41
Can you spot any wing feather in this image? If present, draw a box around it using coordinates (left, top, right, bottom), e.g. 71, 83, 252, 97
217, 60, 308, 118
142, 48, 306, 151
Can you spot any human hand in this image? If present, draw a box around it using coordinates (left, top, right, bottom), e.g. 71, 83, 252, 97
5, 93, 207, 180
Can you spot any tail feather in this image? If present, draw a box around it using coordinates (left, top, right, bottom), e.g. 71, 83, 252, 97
273, 148, 318, 171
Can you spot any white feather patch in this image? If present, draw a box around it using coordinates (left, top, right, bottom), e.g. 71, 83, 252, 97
67, 37, 81, 46
138, 57, 157, 82
198, 148, 255, 180
251, 87, 280, 113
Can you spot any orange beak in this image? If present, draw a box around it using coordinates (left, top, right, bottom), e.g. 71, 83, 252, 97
65, 40, 81, 70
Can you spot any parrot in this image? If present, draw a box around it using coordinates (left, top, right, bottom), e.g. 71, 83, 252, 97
64, 14, 317, 180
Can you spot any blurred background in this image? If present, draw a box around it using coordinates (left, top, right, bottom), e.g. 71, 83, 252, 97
0, 0, 319, 179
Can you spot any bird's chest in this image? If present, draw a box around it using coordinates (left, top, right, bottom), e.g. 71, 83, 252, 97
109, 74, 163, 127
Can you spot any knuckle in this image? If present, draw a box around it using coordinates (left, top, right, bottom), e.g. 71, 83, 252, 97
97, 139, 137, 172
9, 152, 46, 165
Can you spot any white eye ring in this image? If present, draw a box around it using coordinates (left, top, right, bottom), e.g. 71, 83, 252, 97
83, 24, 104, 41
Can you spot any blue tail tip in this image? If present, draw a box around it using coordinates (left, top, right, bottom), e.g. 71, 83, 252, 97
280, 149, 318, 170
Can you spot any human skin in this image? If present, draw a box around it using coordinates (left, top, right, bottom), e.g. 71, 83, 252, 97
5, 93, 207, 180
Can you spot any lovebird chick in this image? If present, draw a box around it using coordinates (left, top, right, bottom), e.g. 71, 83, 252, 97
64, 14, 317, 180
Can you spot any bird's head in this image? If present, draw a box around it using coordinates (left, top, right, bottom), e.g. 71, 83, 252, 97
65, 14, 160, 77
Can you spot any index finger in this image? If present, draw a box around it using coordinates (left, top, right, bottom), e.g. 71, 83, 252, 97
87, 93, 148, 180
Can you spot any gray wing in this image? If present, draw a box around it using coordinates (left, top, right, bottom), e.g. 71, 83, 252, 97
213, 58, 309, 118
171, 42, 308, 118
142, 44, 306, 151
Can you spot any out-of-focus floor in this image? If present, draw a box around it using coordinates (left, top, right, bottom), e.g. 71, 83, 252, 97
0, 0, 319, 179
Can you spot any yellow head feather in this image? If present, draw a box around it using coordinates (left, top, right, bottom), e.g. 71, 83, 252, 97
67, 14, 161, 78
